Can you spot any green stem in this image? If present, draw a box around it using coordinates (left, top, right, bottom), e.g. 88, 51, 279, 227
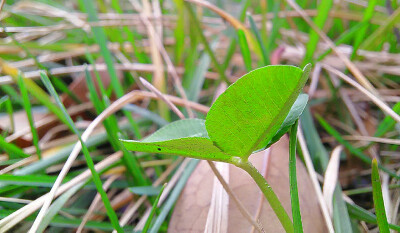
289, 120, 303, 233
234, 158, 294, 233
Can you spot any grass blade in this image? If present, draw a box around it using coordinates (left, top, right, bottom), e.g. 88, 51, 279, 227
84, 66, 148, 186
360, 7, 400, 50
0, 59, 72, 130
347, 203, 400, 231
248, 13, 269, 65
300, 108, 352, 232
351, 0, 378, 59
371, 159, 390, 233
302, 0, 333, 65
0, 96, 14, 133
30, 72, 123, 233
79, 0, 141, 139
237, 29, 252, 72
149, 159, 199, 233
289, 120, 303, 233
0, 135, 29, 159
185, 3, 229, 83
142, 183, 166, 233
37, 183, 84, 233
316, 115, 398, 178
17, 73, 41, 159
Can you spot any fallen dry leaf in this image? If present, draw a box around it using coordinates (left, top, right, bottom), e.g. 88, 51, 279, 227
169, 136, 327, 233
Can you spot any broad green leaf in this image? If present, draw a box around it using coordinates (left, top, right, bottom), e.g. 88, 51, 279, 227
142, 119, 208, 142
205, 65, 310, 158
122, 137, 232, 163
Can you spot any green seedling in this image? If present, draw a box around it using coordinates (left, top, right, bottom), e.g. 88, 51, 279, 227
122, 64, 311, 233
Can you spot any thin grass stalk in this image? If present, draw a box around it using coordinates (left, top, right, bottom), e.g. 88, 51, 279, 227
289, 120, 303, 232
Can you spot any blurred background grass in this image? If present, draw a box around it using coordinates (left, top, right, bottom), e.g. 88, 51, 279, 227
0, 0, 400, 232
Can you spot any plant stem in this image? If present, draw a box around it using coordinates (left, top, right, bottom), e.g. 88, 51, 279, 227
289, 120, 303, 233
235, 159, 294, 233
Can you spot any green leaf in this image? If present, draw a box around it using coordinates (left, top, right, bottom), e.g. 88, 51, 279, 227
371, 159, 390, 233
129, 186, 162, 196
142, 119, 208, 142
205, 65, 311, 158
258, 93, 309, 151
122, 137, 232, 163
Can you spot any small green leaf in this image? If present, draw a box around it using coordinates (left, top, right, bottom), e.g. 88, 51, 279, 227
122, 137, 232, 163
205, 65, 310, 158
142, 119, 208, 142
257, 93, 309, 151
129, 186, 162, 196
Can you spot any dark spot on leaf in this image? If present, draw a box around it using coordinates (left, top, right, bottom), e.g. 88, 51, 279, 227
157, 148, 161, 151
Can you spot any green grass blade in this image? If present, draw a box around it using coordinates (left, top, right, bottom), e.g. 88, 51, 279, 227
222, 40, 237, 71
289, 120, 303, 233
39, 72, 123, 232
17, 73, 41, 159
79, 0, 141, 139
0, 59, 72, 131
37, 183, 84, 233
0, 85, 23, 107
267, 1, 283, 55
183, 41, 216, 102
374, 101, 400, 137
360, 7, 400, 50
172, 0, 185, 63
142, 183, 166, 233
248, 13, 269, 65
371, 159, 390, 233
0, 96, 14, 133
317, 22, 364, 61
149, 159, 199, 233
237, 29, 252, 72
316, 115, 399, 178
0, 135, 29, 159
300, 108, 352, 232
185, 3, 229, 83
332, 186, 352, 233
351, 0, 378, 59
302, 0, 333, 65
5, 28, 82, 104
84, 67, 149, 186
347, 203, 400, 231
123, 104, 168, 127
